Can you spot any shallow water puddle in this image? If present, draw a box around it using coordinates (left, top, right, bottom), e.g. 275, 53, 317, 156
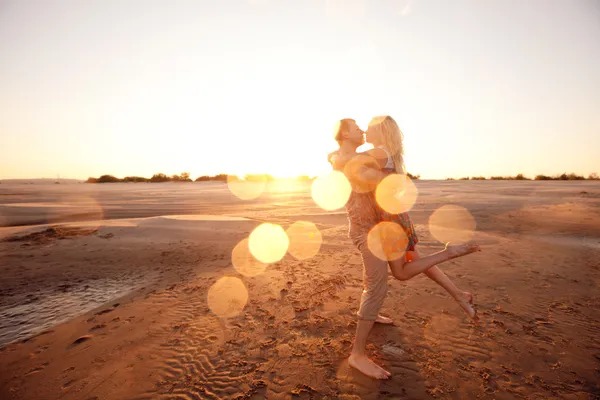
0, 276, 144, 347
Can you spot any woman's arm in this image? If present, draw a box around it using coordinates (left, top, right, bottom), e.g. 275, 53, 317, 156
343, 153, 387, 192
357, 164, 386, 184
329, 151, 386, 186
362, 148, 389, 169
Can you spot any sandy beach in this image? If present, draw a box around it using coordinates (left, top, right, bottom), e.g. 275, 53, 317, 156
1, 180, 599, 399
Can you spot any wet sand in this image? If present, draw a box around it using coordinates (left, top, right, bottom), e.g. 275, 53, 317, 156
1, 180, 599, 399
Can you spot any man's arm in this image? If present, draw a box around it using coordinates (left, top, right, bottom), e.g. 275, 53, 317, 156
357, 164, 386, 184
328, 150, 349, 172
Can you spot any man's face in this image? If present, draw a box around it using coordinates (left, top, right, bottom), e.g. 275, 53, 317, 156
345, 121, 365, 146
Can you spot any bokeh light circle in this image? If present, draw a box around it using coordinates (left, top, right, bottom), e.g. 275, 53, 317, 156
231, 238, 268, 277
343, 154, 380, 194
375, 174, 418, 214
207, 276, 249, 318
367, 221, 408, 261
286, 221, 323, 260
311, 171, 351, 211
428, 205, 476, 244
248, 223, 289, 263
227, 174, 267, 200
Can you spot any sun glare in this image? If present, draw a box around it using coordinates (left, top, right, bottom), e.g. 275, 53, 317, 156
311, 171, 352, 211
367, 221, 409, 261
428, 205, 476, 244
248, 223, 289, 263
207, 277, 249, 318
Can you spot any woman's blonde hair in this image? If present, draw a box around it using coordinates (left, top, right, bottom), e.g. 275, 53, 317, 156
369, 115, 405, 174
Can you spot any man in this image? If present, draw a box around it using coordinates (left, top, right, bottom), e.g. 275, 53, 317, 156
329, 118, 396, 379
329, 118, 479, 380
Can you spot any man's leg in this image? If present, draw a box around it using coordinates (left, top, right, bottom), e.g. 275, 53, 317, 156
349, 240, 392, 379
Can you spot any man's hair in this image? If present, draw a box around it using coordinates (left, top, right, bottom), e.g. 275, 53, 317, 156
334, 118, 355, 144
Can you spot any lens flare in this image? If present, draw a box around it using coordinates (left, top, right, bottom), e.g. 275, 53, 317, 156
428, 205, 476, 244
343, 154, 380, 194
311, 171, 351, 211
227, 174, 267, 200
231, 238, 268, 277
286, 221, 323, 260
367, 221, 408, 261
248, 223, 289, 263
207, 277, 249, 318
375, 174, 418, 214
270, 178, 301, 193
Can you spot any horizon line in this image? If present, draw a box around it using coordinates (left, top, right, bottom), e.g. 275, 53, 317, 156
1, 171, 599, 182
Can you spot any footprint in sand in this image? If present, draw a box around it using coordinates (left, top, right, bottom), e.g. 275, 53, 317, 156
32, 345, 49, 355
95, 303, 120, 316
88, 323, 106, 332
25, 361, 49, 376
61, 378, 76, 390
533, 317, 553, 328
491, 319, 506, 329
382, 344, 405, 357
69, 335, 92, 348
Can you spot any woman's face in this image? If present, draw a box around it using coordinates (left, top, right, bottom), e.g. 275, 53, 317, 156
365, 123, 382, 145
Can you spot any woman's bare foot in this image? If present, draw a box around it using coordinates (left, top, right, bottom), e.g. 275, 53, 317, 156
445, 243, 480, 260
375, 314, 394, 324
348, 354, 391, 379
454, 291, 478, 321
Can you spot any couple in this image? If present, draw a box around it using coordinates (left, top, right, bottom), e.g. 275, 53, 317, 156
329, 116, 481, 380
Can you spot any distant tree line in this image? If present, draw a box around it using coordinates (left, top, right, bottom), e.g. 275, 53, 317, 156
85, 173, 319, 183
446, 173, 599, 181
194, 174, 228, 182
87, 172, 193, 183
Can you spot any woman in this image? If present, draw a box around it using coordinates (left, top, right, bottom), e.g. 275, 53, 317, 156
363, 115, 479, 319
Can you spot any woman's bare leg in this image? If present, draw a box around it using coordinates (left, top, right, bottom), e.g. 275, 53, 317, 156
408, 249, 477, 320
388, 242, 480, 281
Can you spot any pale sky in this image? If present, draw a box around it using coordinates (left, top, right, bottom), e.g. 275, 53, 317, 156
1, 0, 599, 180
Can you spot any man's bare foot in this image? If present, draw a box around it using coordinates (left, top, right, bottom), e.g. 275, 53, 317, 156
375, 314, 394, 324
455, 291, 478, 321
348, 354, 391, 379
445, 243, 481, 260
